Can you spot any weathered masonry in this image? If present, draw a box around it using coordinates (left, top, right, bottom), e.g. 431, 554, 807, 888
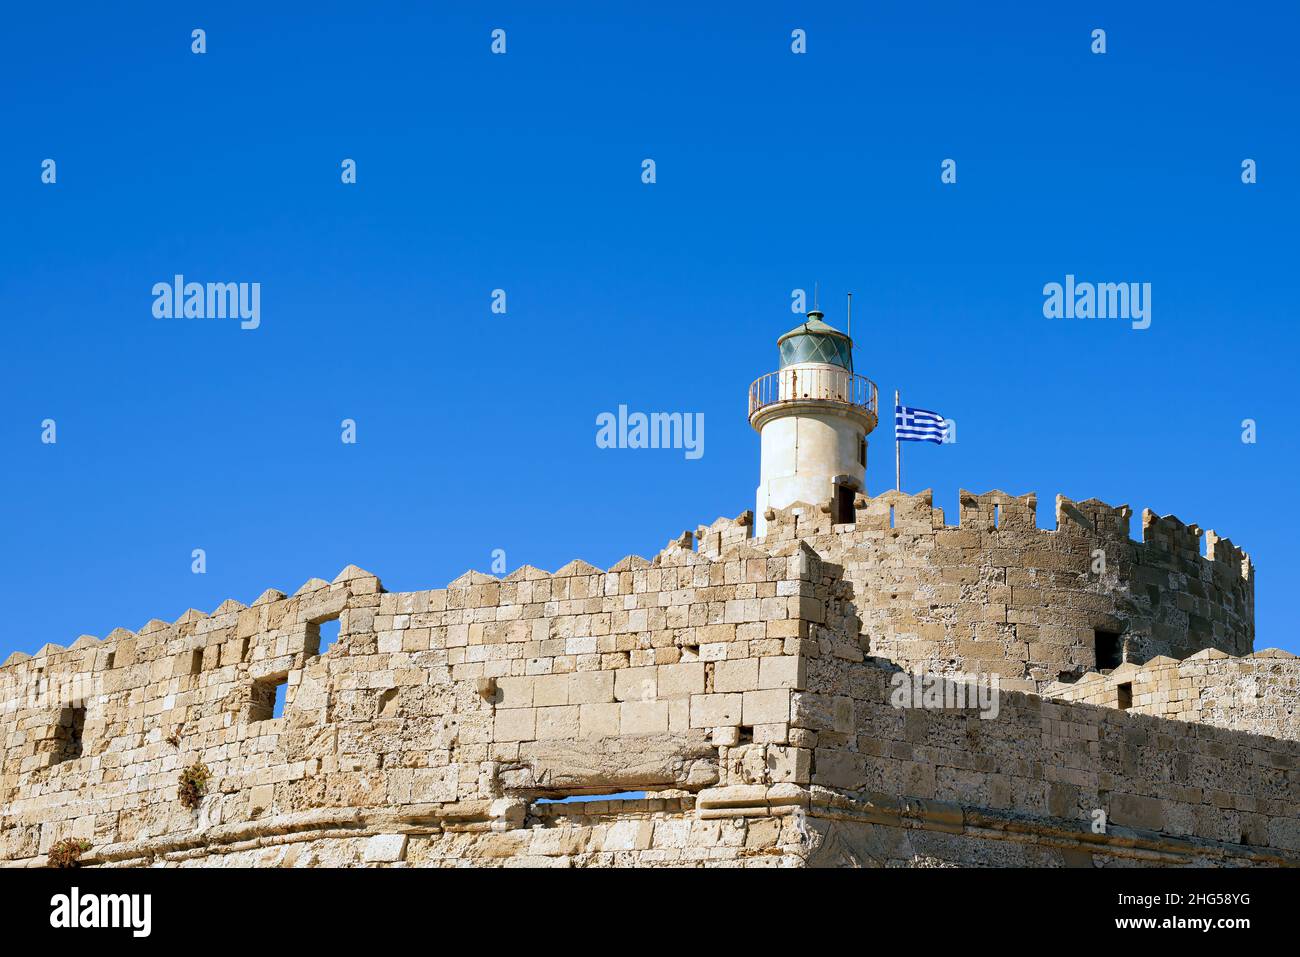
1, 485, 1293, 868
0, 305, 1288, 867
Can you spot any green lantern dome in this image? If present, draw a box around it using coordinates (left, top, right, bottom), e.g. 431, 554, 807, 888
776, 310, 853, 371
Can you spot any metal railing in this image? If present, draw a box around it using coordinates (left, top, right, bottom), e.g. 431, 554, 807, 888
748, 367, 878, 419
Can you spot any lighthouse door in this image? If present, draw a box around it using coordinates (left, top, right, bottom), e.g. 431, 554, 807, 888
833, 484, 855, 525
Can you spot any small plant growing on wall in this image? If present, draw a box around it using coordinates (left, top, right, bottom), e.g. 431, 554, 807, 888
178, 761, 210, 809
48, 837, 92, 868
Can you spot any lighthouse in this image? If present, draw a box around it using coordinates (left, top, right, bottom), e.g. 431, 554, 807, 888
748, 307, 879, 536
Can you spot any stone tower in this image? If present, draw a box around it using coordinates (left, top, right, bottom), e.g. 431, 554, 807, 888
748, 309, 879, 535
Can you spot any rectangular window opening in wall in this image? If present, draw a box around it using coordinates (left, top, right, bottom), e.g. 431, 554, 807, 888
250, 674, 289, 722
190, 648, 204, 676
834, 484, 854, 525
535, 791, 647, 804
993, 504, 1001, 528
1117, 682, 1133, 710
105, 652, 115, 669
306, 615, 343, 657
1094, 630, 1122, 671
54, 706, 85, 764
859, 437, 866, 468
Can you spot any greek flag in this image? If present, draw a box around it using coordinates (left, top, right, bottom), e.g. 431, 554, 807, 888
895, 405, 947, 444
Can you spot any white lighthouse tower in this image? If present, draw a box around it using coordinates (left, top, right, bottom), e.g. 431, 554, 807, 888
748, 306, 879, 536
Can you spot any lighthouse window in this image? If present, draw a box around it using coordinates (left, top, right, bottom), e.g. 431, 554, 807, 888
780, 335, 851, 369
859, 437, 866, 467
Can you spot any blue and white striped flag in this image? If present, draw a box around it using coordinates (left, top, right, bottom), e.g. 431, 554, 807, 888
895, 405, 947, 444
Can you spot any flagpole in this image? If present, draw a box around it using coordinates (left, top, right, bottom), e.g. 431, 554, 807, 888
894, 389, 901, 491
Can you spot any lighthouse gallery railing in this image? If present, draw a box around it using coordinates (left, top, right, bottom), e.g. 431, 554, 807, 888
748, 367, 879, 419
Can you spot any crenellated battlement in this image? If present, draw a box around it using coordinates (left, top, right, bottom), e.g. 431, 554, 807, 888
735, 487, 1255, 683
694, 510, 753, 559
747, 487, 1251, 582
0, 489, 1254, 689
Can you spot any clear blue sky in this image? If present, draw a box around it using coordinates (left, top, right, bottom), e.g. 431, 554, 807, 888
2, 2, 1296, 661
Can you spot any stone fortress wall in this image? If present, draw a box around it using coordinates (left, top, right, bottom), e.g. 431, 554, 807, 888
1, 489, 1294, 868
1043, 648, 1300, 741
756, 488, 1254, 687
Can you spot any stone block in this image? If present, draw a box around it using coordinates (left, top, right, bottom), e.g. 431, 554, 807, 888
620, 700, 669, 735
533, 674, 571, 707
790, 693, 853, 734
813, 749, 865, 790
742, 689, 791, 726
536, 706, 580, 740
494, 708, 536, 743
496, 676, 534, 708
363, 834, 409, 863
714, 658, 760, 693
579, 702, 620, 738
767, 746, 812, 784
656, 662, 705, 698
570, 671, 615, 704
614, 667, 657, 702
759, 655, 806, 690
690, 693, 742, 728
